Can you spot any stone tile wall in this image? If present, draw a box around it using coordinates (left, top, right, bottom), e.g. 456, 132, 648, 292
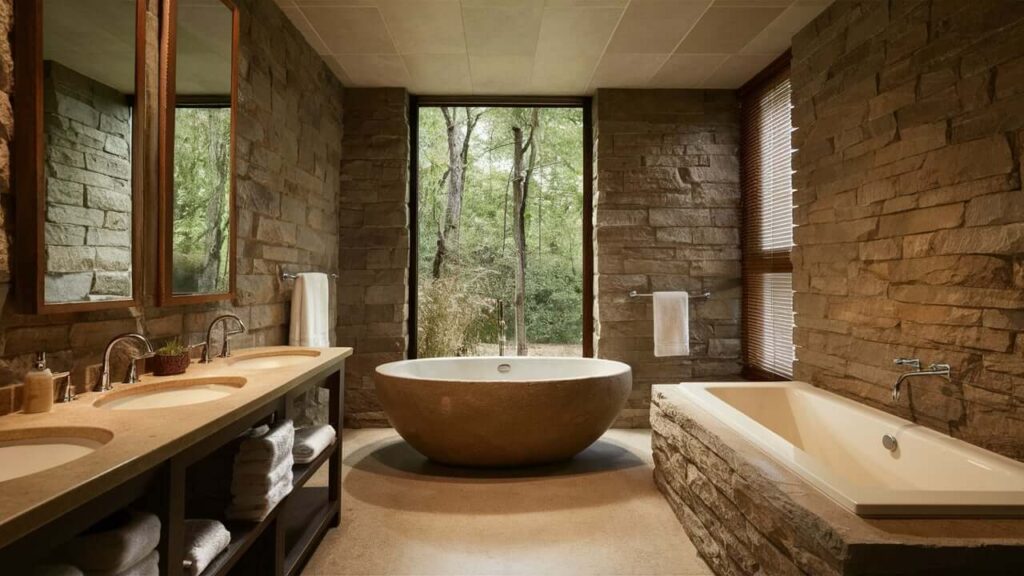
0, 0, 343, 416
337, 88, 409, 428
593, 89, 743, 427
43, 62, 133, 302
791, 0, 1024, 459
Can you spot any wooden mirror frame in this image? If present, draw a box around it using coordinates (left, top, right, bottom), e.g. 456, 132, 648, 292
13, 0, 146, 314
157, 0, 239, 306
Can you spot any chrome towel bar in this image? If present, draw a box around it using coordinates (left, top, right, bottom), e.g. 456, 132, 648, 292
281, 272, 339, 280
628, 290, 711, 300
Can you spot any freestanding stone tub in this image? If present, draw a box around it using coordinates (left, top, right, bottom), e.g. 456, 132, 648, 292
374, 357, 632, 467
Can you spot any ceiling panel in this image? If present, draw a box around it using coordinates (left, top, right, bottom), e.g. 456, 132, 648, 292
276, 0, 833, 93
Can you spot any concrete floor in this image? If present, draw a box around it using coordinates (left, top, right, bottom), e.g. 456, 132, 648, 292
302, 428, 712, 576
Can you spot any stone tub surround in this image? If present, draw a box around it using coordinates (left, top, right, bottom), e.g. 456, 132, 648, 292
593, 89, 744, 428
791, 0, 1024, 459
337, 88, 410, 428
0, 346, 350, 551
0, 0, 344, 417
651, 385, 1024, 576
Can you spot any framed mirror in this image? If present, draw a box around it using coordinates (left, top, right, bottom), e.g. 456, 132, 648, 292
14, 0, 145, 313
158, 0, 238, 305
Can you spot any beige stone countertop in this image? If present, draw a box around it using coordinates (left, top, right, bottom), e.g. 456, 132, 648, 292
0, 346, 352, 549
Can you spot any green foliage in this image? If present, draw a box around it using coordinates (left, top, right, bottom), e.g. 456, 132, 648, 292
156, 338, 187, 357
417, 107, 583, 352
172, 107, 231, 294
417, 272, 492, 358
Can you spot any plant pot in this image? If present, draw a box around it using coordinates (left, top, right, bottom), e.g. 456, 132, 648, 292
151, 352, 191, 376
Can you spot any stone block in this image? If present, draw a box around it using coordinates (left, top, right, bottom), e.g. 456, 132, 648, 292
44, 272, 93, 302
46, 246, 95, 273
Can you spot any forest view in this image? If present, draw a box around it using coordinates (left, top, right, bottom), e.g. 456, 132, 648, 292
417, 107, 584, 358
172, 107, 231, 294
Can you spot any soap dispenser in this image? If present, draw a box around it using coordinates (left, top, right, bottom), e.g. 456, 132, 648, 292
22, 352, 55, 414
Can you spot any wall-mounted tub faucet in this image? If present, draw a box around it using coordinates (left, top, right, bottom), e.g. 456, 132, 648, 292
201, 313, 247, 363
891, 358, 951, 402
98, 333, 155, 391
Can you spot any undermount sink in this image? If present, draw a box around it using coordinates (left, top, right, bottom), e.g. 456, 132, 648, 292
93, 377, 247, 410
0, 427, 112, 483
225, 348, 321, 370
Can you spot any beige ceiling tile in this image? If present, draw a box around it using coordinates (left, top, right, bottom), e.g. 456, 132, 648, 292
648, 53, 728, 87
537, 5, 624, 57
701, 53, 776, 88
294, 1, 378, 5
282, 7, 330, 55
676, 5, 786, 53
469, 55, 534, 94
740, 0, 832, 54
604, 1, 713, 54
378, 0, 466, 54
544, 0, 629, 7
533, 52, 600, 94
324, 55, 354, 85
589, 53, 669, 88
712, 0, 793, 6
462, 1, 545, 56
301, 6, 396, 54
334, 53, 410, 86
404, 53, 473, 94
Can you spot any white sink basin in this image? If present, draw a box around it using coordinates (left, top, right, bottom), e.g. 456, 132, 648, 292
0, 427, 112, 483
94, 377, 246, 410
226, 349, 320, 371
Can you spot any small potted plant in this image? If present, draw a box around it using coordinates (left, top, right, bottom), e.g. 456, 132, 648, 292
151, 338, 191, 376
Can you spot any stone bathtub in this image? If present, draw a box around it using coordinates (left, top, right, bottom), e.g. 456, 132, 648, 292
652, 382, 1024, 575
375, 357, 631, 467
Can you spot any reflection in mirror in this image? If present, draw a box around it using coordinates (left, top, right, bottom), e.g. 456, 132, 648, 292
168, 0, 235, 297
42, 0, 137, 304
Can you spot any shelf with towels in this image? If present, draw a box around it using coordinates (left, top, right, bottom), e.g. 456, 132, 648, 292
628, 290, 711, 300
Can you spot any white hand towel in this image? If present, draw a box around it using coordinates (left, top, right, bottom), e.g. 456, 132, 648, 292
231, 470, 294, 506
226, 477, 293, 521
293, 424, 336, 464
231, 456, 293, 494
63, 511, 161, 574
653, 291, 689, 357
289, 272, 330, 347
236, 419, 295, 464
182, 520, 231, 576
84, 549, 159, 576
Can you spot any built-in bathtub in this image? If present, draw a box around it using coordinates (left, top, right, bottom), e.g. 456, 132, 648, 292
375, 357, 631, 467
672, 381, 1024, 518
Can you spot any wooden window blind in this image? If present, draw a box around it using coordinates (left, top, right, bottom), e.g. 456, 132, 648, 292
741, 61, 794, 380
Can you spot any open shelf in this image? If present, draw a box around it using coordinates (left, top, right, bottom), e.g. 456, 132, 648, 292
292, 439, 336, 490
196, 507, 281, 576
281, 487, 338, 576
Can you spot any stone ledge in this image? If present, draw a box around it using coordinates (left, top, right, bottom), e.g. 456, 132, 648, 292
651, 385, 1024, 575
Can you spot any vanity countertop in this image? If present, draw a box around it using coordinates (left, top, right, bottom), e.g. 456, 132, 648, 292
0, 346, 352, 549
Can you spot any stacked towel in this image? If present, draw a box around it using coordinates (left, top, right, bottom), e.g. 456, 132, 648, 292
62, 511, 160, 576
293, 424, 336, 464
227, 420, 294, 521
183, 519, 231, 576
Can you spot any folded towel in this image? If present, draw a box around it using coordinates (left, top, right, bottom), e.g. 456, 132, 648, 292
653, 291, 689, 357
226, 477, 293, 521
231, 470, 294, 507
236, 420, 294, 464
232, 451, 294, 476
289, 272, 330, 347
245, 424, 270, 438
29, 565, 84, 576
293, 424, 336, 464
182, 520, 231, 576
231, 455, 293, 494
85, 550, 158, 576
62, 511, 161, 574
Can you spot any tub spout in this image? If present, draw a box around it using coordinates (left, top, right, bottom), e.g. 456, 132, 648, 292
892, 359, 951, 402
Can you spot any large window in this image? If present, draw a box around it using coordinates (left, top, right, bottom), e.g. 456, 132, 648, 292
741, 62, 794, 379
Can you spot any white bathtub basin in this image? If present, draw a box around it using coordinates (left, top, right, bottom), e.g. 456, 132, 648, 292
668, 381, 1024, 517
0, 427, 112, 483
94, 377, 246, 410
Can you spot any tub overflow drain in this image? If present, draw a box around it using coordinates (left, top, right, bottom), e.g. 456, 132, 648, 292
497, 363, 511, 373
882, 434, 898, 452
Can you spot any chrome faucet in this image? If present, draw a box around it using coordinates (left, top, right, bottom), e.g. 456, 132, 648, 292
892, 358, 951, 401
98, 333, 155, 391
201, 313, 247, 363
497, 300, 507, 356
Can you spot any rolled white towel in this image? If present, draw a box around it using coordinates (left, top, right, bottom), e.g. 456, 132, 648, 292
231, 470, 294, 507
231, 455, 293, 495
29, 565, 84, 576
293, 424, 336, 464
236, 420, 294, 464
182, 520, 231, 576
63, 511, 161, 574
85, 549, 159, 576
226, 477, 293, 521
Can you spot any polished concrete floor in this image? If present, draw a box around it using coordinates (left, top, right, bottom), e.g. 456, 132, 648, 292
302, 428, 711, 575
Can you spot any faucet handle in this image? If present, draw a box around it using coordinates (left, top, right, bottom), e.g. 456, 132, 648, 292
54, 371, 74, 403
894, 358, 921, 370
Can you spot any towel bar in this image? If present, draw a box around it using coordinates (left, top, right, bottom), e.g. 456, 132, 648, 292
281, 272, 339, 280
629, 290, 711, 300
